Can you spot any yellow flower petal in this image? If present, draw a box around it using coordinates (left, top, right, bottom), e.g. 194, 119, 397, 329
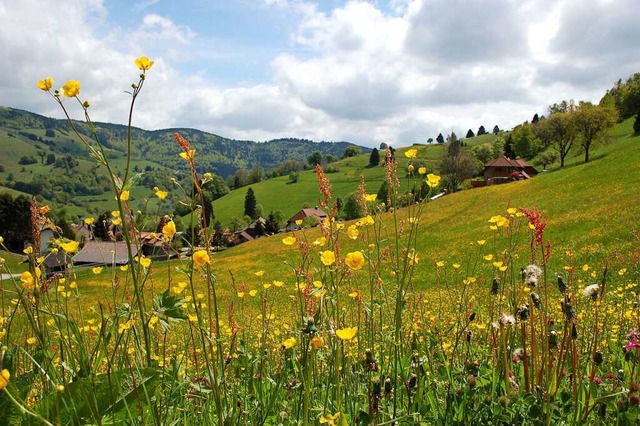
37, 77, 53, 91
335, 327, 358, 340
60, 80, 80, 97
134, 56, 155, 71
192, 250, 210, 267
345, 251, 365, 270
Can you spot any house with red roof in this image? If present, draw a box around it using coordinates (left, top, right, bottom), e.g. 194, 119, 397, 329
482, 156, 538, 185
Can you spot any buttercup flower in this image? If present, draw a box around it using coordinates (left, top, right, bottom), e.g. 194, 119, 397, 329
92, 267, 103, 274
418, 166, 427, 175
426, 173, 441, 189
364, 193, 377, 202
20, 271, 34, 290
282, 337, 296, 349
179, 149, 196, 161
59, 240, 79, 253
162, 220, 176, 240
345, 251, 365, 270
347, 225, 359, 240
336, 327, 358, 340
282, 236, 296, 246
193, 250, 210, 267
84, 217, 94, 225
119, 190, 130, 201
319, 412, 341, 425
61, 80, 80, 97
37, 77, 53, 91
0, 369, 9, 390
404, 148, 418, 159
320, 250, 336, 266
135, 56, 155, 71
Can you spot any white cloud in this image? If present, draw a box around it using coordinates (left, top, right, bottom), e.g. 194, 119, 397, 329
1, 0, 638, 149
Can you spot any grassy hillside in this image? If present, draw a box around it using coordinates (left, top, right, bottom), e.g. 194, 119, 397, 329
193, 118, 640, 288
210, 144, 447, 226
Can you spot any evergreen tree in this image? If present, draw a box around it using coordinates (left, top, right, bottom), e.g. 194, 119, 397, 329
379, 142, 388, 150
244, 187, 257, 220
492, 125, 500, 134
342, 194, 364, 220
436, 133, 445, 144
532, 113, 540, 124
503, 134, 516, 159
368, 147, 380, 167
477, 125, 487, 136
466, 129, 475, 138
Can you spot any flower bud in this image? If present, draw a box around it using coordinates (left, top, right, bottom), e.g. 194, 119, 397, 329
491, 278, 499, 295
557, 275, 567, 293
593, 350, 603, 365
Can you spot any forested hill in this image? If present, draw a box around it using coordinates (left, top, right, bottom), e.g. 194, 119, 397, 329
0, 106, 368, 178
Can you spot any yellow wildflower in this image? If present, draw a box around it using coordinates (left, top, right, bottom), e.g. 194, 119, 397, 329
249, 289, 258, 297
84, 217, 94, 225
26, 337, 38, 345
155, 188, 168, 200
37, 77, 53, 91
426, 173, 441, 188
311, 336, 324, 348
313, 237, 326, 246
192, 250, 210, 267
255, 270, 265, 277
484, 254, 494, 261
418, 166, 427, 175
61, 80, 80, 97
404, 148, 418, 158
336, 327, 358, 340
320, 250, 336, 266
295, 219, 303, 226
273, 280, 284, 287
136, 256, 151, 268
92, 267, 103, 274
162, 220, 176, 240
179, 149, 196, 161
59, 240, 79, 253
134, 56, 155, 71
23, 246, 33, 255
0, 369, 10, 390
364, 193, 377, 202
345, 251, 365, 270
282, 337, 296, 349
347, 225, 359, 240
319, 412, 341, 425
20, 271, 34, 290
112, 218, 122, 226
282, 236, 296, 246
119, 190, 130, 201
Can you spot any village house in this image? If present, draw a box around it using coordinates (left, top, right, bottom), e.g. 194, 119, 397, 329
284, 208, 328, 231
73, 240, 138, 266
479, 156, 539, 186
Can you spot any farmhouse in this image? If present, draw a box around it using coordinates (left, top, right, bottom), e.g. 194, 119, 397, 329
73, 240, 138, 266
285, 208, 328, 231
481, 156, 538, 185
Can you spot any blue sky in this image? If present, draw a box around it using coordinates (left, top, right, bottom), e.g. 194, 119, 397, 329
1, 0, 639, 148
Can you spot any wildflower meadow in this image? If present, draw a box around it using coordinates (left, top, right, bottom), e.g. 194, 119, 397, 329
1, 58, 639, 425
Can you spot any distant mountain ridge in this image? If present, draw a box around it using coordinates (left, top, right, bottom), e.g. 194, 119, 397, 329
0, 106, 369, 178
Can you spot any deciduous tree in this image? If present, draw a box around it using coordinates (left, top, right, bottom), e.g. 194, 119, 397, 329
573, 101, 618, 162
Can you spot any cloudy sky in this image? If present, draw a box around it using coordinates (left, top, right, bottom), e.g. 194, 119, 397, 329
1, 0, 639, 148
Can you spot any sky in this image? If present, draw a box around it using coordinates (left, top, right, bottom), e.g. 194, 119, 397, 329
1, 0, 639, 148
